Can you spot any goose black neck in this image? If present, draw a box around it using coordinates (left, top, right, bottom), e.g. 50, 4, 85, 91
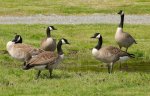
46, 28, 51, 37
57, 41, 63, 55
118, 14, 124, 28
95, 37, 102, 50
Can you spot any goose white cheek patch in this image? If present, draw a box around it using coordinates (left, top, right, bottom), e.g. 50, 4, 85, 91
49, 27, 53, 30
17, 36, 21, 42
96, 34, 101, 38
61, 39, 66, 44
121, 12, 124, 15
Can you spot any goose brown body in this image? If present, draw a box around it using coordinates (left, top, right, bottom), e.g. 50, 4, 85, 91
24, 38, 70, 79
40, 26, 57, 51
40, 38, 56, 51
115, 28, 137, 50
26, 51, 59, 70
115, 10, 136, 52
7, 35, 44, 62
91, 33, 134, 73
93, 46, 131, 64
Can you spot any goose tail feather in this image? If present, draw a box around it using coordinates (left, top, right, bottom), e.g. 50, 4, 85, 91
127, 53, 135, 58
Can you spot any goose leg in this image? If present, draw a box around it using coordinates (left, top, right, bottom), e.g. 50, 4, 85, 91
110, 62, 114, 73
22, 62, 27, 70
49, 69, 53, 78
125, 63, 128, 71
23, 62, 26, 66
108, 64, 110, 73
119, 62, 122, 70
126, 47, 128, 52
36, 70, 41, 79
108, 63, 114, 74
119, 45, 122, 50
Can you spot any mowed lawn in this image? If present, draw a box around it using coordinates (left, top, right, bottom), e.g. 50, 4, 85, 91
0, 0, 149, 16
0, 24, 150, 96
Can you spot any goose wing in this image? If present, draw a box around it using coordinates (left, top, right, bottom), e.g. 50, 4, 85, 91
27, 51, 58, 66
123, 32, 137, 44
14, 43, 33, 48
40, 38, 56, 51
106, 46, 131, 56
96, 46, 129, 63
13, 44, 43, 56
106, 46, 123, 54
106, 46, 134, 61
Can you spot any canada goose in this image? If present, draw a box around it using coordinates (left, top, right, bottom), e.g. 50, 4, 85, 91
6, 34, 44, 62
40, 26, 57, 51
91, 33, 134, 73
115, 10, 137, 52
23, 38, 70, 79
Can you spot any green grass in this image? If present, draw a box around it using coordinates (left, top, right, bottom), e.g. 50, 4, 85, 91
0, 24, 150, 95
0, 0, 149, 16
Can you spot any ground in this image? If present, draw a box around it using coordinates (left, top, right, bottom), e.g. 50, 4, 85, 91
0, 0, 150, 96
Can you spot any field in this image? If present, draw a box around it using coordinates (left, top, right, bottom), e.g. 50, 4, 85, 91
0, 24, 150, 95
0, 0, 150, 16
0, 0, 150, 95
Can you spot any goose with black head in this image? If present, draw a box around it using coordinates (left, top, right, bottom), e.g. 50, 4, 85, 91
23, 38, 70, 79
91, 33, 134, 73
40, 26, 57, 51
115, 10, 137, 52
6, 34, 44, 62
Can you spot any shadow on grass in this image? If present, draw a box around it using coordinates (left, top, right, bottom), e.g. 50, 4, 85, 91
32, 70, 72, 80
0, 50, 8, 54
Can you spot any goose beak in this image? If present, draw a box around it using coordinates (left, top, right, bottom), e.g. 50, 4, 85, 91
117, 12, 120, 14
53, 28, 57, 30
66, 42, 70, 44
91, 36, 95, 38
